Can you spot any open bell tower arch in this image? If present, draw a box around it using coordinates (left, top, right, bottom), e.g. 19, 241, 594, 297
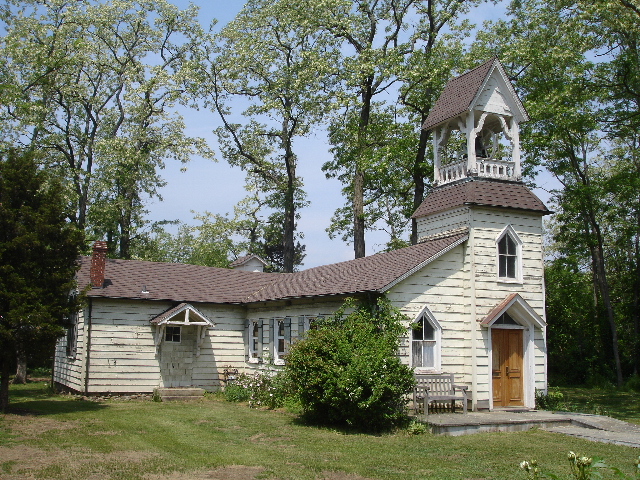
423, 58, 529, 186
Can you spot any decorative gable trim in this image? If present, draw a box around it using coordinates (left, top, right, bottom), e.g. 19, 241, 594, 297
151, 303, 215, 357
470, 60, 529, 124
481, 293, 545, 329
150, 302, 214, 326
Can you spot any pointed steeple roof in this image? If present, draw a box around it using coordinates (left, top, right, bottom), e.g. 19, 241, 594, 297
422, 58, 529, 131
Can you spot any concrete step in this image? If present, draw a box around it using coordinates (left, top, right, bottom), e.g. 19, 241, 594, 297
160, 395, 204, 402
154, 387, 205, 401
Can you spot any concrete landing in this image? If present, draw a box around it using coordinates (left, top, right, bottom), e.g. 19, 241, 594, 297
155, 387, 205, 402
424, 410, 640, 447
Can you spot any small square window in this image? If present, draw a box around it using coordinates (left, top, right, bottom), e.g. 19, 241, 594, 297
165, 326, 181, 343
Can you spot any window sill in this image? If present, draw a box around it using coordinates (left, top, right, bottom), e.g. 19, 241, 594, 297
247, 357, 260, 364
497, 277, 523, 285
414, 367, 441, 374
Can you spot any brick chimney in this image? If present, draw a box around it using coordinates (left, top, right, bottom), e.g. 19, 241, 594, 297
90, 241, 108, 288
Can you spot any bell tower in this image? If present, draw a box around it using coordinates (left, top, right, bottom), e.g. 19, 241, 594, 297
423, 58, 529, 186
413, 59, 550, 410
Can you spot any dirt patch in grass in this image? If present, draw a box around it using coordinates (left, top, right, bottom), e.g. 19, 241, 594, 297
144, 465, 266, 480
0, 444, 158, 479
1, 413, 78, 439
143, 467, 376, 480
319, 471, 377, 480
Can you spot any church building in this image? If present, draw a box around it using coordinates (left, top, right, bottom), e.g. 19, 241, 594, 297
54, 58, 550, 410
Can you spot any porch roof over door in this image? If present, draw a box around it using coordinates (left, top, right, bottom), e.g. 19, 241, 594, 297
150, 303, 215, 327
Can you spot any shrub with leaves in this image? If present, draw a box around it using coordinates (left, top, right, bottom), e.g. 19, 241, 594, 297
284, 297, 415, 431
519, 452, 640, 480
223, 371, 291, 409
535, 387, 567, 411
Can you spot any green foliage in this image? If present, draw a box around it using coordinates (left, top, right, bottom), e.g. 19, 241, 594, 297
5, 382, 640, 479
624, 375, 640, 393
0, 0, 212, 258
284, 297, 415, 431
405, 419, 428, 435
519, 452, 640, 480
223, 371, 293, 409
0, 149, 84, 410
535, 387, 567, 411
222, 381, 251, 403
475, 0, 640, 386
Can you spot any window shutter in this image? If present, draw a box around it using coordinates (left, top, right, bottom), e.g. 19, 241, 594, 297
284, 317, 292, 354
268, 318, 274, 359
258, 319, 265, 361
244, 319, 250, 360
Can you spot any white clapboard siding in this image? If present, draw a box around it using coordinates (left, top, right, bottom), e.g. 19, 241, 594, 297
416, 207, 470, 239
53, 307, 87, 391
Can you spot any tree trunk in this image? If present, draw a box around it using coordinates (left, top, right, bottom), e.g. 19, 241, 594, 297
0, 356, 10, 412
282, 132, 297, 273
12, 350, 26, 385
633, 212, 640, 376
353, 166, 366, 258
410, 127, 430, 245
353, 79, 374, 259
582, 202, 624, 387
569, 151, 624, 387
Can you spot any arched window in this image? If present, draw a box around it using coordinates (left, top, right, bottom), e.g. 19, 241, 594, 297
497, 226, 522, 281
411, 308, 441, 371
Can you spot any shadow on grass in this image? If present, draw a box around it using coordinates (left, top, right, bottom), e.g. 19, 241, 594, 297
6, 398, 108, 416
6, 382, 109, 416
560, 387, 640, 424
290, 410, 411, 436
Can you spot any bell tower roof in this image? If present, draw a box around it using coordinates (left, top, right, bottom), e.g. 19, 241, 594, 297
423, 58, 529, 131
411, 177, 550, 219
423, 59, 529, 186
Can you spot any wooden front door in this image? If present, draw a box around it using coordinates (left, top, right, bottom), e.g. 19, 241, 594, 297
492, 329, 524, 407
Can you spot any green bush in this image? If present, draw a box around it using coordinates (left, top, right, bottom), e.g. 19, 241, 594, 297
223, 371, 292, 409
624, 375, 640, 393
284, 297, 415, 431
535, 387, 567, 410
223, 380, 251, 403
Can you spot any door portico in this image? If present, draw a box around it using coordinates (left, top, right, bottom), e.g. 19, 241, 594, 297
482, 293, 546, 409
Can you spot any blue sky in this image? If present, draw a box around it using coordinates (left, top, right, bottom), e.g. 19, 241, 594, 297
146, 1, 556, 269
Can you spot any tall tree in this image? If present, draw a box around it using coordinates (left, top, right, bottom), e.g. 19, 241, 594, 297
476, 0, 640, 385
0, 0, 211, 258
0, 150, 83, 411
288, 0, 481, 256
197, 0, 335, 272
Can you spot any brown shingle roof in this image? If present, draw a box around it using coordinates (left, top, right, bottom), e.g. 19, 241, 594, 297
78, 258, 282, 304
246, 231, 468, 301
422, 59, 496, 130
412, 178, 551, 219
80, 231, 468, 304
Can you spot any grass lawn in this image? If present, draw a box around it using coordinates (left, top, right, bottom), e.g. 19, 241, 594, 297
558, 387, 640, 425
0, 382, 639, 480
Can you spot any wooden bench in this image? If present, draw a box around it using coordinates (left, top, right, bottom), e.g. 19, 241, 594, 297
414, 373, 468, 417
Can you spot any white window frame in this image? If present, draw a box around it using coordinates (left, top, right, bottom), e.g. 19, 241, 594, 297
496, 225, 523, 283
273, 317, 288, 365
65, 310, 78, 359
248, 320, 261, 363
301, 315, 324, 332
411, 307, 442, 373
